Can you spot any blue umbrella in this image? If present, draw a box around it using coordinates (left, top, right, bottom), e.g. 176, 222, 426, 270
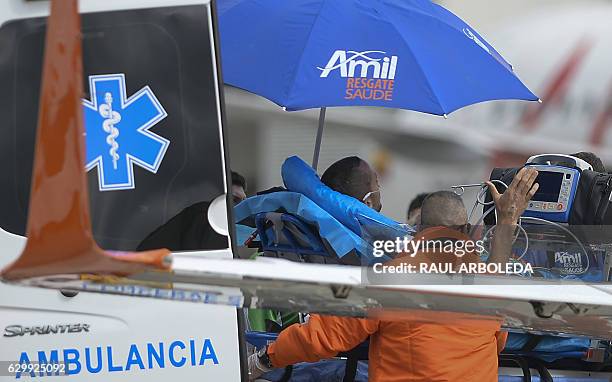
219, 0, 539, 168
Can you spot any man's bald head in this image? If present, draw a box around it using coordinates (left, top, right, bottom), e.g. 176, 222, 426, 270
420, 191, 467, 228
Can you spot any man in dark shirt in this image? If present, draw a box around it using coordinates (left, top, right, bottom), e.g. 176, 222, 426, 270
137, 171, 246, 251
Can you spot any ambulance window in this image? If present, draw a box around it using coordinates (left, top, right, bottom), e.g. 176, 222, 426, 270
0, 5, 231, 252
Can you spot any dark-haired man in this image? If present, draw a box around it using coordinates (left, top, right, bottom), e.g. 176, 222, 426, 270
571, 151, 607, 173
406, 192, 429, 225
321, 156, 382, 212
231, 171, 248, 204
138, 170, 247, 251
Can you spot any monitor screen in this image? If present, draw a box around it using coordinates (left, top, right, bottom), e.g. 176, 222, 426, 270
532, 172, 564, 202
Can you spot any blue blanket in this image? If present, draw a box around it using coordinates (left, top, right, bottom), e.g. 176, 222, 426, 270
504, 332, 591, 362
281, 156, 413, 241
262, 360, 368, 382
234, 191, 375, 261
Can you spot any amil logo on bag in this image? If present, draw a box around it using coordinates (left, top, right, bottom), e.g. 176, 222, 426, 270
554, 251, 586, 275
317, 50, 398, 101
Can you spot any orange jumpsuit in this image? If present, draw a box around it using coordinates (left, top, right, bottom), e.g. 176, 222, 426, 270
267, 227, 507, 382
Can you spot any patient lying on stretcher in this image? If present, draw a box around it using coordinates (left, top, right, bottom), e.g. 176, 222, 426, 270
234, 156, 412, 266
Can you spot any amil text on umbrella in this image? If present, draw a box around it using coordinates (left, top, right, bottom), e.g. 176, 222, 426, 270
317, 50, 398, 101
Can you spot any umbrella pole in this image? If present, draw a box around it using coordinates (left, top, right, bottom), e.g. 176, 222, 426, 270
311, 107, 326, 171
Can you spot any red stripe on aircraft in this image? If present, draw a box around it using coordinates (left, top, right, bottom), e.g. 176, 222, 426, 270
521, 40, 592, 132
589, 82, 612, 146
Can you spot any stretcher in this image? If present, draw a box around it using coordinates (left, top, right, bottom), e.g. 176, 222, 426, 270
246, 331, 611, 382
234, 192, 374, 264
234, 157, 412, 265
246, 331, 368, 382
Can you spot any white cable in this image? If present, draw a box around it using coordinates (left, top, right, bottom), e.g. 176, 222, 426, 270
471, 205, 495, 234
520, 217, 590, 275
453, 180, 508, 223
481, 222, 529, 261
477, 179, 509, 206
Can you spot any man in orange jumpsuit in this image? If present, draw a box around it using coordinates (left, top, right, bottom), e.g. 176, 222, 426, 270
249, 167, 539, 382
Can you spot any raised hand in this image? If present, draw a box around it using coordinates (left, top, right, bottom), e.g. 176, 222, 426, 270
486, 167, 539, 225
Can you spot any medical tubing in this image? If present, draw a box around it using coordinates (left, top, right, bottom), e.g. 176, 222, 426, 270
470, 205, 495, 235
464, 179, 509, 224
481, 221, 529, 261
520, 216, 590, 274
477, 179, 508, 206
468, 179, 508, 234
467, 198, 480, 223
479, 214, 590, 274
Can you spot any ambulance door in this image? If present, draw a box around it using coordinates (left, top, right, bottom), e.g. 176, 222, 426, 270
0, 1, 244, 380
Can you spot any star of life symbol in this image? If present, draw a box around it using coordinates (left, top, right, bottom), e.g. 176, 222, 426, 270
82, 74, 169, 191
